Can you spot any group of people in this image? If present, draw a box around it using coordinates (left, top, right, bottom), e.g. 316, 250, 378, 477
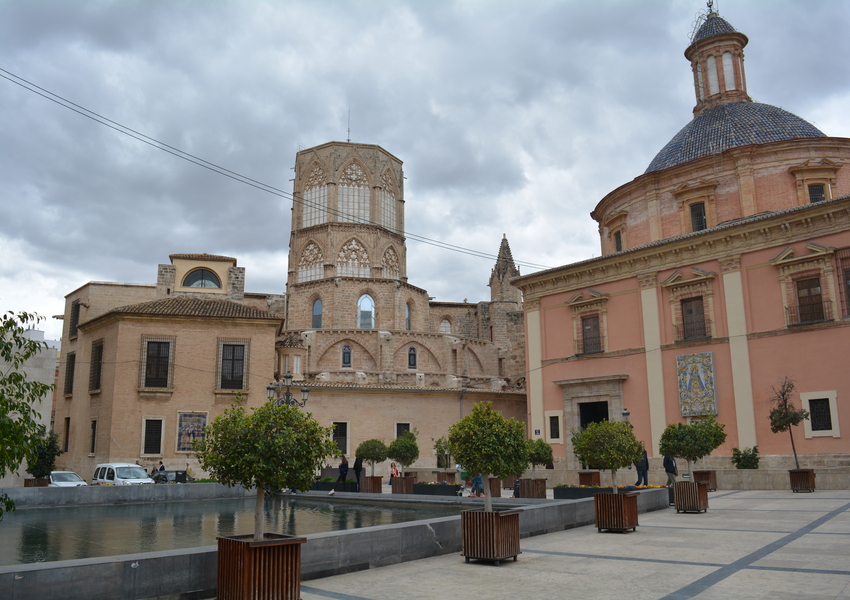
633, 450, 679, 487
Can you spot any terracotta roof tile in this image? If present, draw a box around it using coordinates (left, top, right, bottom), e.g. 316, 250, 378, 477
168, 253, 237, 263
103, 297, 280, 320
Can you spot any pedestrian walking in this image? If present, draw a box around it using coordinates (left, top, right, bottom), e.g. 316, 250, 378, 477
353, 456, 363, 491
329, 455, 348, 495
663, 455, 677, 486
635, 448, 649, 486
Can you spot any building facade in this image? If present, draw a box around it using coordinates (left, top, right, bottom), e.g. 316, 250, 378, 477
514, 10, 850, 487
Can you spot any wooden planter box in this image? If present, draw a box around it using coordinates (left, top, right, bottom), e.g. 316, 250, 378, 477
789, 469, 816, 492
461, 508, 522, 565
217, 533, 306, 600
674, 481, 709, 513
489, 478, 502, 498
392, 475, 415, 494
518, 478, 546, 498
412, 483, 462, 496
554, 486, 637, 500
359, 476, 383, 493
593, 492, 639, 533
578, 471, 601, 486
311, 481, 358, 492
436, 471, 456, 484
23, 478, 49, 487
692, 470, 717, 491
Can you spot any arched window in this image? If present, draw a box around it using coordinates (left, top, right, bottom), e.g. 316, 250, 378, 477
342, 345, 352, 368
312, 299, 322, 328
408, 347, 417, 369
303, 164, 328, 227
358, 295, 375, 329
440, 319, 452, 334
183, 269, 221, 288
338, 163, 370, 224
405, 303, 412, 331
299, 242, 324, 283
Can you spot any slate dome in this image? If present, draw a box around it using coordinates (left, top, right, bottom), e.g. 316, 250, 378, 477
645, 102, 825, 173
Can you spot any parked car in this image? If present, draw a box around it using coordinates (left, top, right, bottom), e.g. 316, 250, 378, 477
91, 463, 155, 485
151, 470, 189, 484
48, 471, 88, 487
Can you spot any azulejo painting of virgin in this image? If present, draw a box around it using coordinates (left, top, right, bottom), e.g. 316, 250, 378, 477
676, 352, 717, 416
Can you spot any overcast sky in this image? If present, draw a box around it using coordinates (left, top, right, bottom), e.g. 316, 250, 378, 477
2, 0, 849, 341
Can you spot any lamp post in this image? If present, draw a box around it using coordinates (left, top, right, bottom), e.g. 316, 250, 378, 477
267, 372, 310, 408
622, 408, 632, 427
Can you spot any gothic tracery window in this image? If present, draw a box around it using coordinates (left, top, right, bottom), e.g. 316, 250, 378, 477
337, 239, 370, 278
298, 242, 324, 282
380, 171, 397, 231
338, 163, 370, 224
302, 164, 328, 227
382, 246, 400, 279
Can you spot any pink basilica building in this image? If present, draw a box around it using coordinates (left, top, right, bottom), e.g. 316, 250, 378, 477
514, 10, 850, 488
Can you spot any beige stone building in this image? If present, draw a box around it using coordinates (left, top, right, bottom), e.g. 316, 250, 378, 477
54, 144, 527, 480
514, 10, 850, 488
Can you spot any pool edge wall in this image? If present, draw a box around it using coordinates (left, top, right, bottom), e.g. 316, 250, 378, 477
0, 489, 669, 600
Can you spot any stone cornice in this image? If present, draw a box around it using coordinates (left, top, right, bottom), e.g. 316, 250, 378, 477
516, 195, 850, 301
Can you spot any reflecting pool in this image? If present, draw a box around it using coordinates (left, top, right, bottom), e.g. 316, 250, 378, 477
0, 496, 464, 566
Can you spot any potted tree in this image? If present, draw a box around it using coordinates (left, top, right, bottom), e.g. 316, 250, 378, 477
192, 400, 336, 600
570, 420, 644, 532
659, 415, 727, 513
24, 427, 63, 487
520, 438, 552, 499
433, 436, 455, 483
767, 377, 813, 492
448, 401, 527, 565
387, 430, 419, 494
355, 439, 387, 493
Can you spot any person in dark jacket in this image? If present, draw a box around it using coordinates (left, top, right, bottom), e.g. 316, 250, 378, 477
663, 455, 677, 486
330, 455, 349, 495
634, 449, 649, 486
353, 456, 363, 491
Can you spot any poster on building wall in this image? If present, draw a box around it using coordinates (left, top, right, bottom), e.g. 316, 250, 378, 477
177, 412, 207, 451
676, 352, 717, 416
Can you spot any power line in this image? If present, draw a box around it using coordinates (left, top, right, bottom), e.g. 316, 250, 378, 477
0, 67, 553, 272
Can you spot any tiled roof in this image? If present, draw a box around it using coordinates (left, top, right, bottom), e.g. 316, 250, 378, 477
692, 13, 737, 43
105, 297, 280, 320
168, 253, 236, 263
645, 102, 825, 173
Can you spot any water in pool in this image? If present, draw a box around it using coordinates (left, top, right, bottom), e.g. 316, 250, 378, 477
0, 496, 463, 565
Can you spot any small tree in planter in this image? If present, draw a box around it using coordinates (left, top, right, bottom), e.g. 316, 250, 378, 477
434, 436, 455, 483
767, 377, 809, 469
571, 420, 643, 494
522, 438, 553, 498
355, 439, 387, 493
731, 446, 759, 469
449, 401, 527, 564
192, 400, 337, 600
658, 415, 727, 480
388, 430, 419, 491
25, 427, 63, 484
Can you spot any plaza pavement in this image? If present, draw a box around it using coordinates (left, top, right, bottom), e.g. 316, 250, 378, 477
300, 490, 850, 600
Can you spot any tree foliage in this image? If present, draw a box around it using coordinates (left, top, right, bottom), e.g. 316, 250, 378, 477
1, 311, 54, 520
571, 420, 643, 493
387, 430, 419, 476
766, 377, 809, 469
659, 415, 727, 478
448, 401, 527, 511
192, 400, 337, 540
526, 438, 553, 479
355, 438, 388, 476
731, 446, 760, 470
25, 427, 63, 479
434, 436, 451, 470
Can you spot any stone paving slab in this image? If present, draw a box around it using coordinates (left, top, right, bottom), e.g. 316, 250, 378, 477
299, 490, 850, 600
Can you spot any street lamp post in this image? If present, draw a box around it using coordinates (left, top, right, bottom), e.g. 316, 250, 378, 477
622, 408, 632, 427
267, 372, 310, 408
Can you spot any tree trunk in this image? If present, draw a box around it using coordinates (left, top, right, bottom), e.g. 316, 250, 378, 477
687, 459, 694, 480
789, 428, 800, 469
610, 469, 618, 493
254, 487, 265, 542
369, 461, 375, 477
531, 464, 536, 479
483, 476, 493, 512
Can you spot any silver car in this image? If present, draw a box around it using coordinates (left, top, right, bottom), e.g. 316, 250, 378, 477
48, 471, 88, 487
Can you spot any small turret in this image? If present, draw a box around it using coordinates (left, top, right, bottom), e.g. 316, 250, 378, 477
489, 235, 522, 303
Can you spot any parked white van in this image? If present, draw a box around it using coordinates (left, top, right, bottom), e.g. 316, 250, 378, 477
91, 463, 155, 486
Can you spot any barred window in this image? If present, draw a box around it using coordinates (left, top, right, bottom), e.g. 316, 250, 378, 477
808, 184, 826, 204
89, 340, 104, 392
580, 315, 602, 354
681, 297, 708, 339
342, 345, 352, 368
69, 301, 81, 338
690, 202, 707, 232
220, 343, 246, 390
809, 398, 832, 431
63, 417, 70, 453
64, 352, 76, 395
140, 336, 175, 389
408, 347, 417, 369
143, 419, 163, 455
90, 420, 97, 454
396, 422, 411, 438
332, 422, 348, 455
549, 416, 560, 440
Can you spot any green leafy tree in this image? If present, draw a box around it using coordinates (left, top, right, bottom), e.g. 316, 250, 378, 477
659, 415, 727, 479
1, 311, 54, 520
25, 427, 63, 479
192, 400, 337, 541
355, 439, 388, 476
526, 438, 553, 479
767, 377, 809, 469
571, 420, 643, 493
434, 436, 451, 471
387, 430, 419, 477
731, 446, 760, 469
448, 401, 527, 511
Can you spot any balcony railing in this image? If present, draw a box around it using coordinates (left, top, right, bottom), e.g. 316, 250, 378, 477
675, 317, 712, 342
787, 300, 832, 326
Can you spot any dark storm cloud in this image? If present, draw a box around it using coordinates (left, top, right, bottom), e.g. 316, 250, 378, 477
1, 0, 848, 339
